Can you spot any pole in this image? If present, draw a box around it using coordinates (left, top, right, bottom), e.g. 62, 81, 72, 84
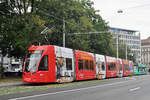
63, 17, 65, 47
116, 30, 119, 59
126, 44, 127, 60
116, 10, 123, 59
139, 32, 141, 64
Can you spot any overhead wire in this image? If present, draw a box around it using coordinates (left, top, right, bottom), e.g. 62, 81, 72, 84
118, 3, 150, 11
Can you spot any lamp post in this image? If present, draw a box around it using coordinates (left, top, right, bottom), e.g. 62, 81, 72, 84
126, 44, 128, 60
116, 9, 123, 59
63, 17, 65, 47
115, 28, 119, 59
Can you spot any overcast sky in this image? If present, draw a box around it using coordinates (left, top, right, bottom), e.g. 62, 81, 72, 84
91, 0, 150, 39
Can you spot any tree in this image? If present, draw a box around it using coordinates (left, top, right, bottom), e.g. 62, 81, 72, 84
0, 15, 45, 58
0, 0, 45, 58
0, 0, 45, 78
35, 0, 115, 56
0, 0, 117, 60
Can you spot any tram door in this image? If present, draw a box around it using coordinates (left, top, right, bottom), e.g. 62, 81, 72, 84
95, 54, 106, 79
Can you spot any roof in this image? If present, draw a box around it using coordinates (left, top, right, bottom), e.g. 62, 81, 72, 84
110, 27, 139, 33
141, 36, 150, 46
137, 64, 147, 67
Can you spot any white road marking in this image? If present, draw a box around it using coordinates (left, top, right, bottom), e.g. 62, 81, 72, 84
9, 80, 133, 100
129, 87, 141, 92
124, 77, 136, 80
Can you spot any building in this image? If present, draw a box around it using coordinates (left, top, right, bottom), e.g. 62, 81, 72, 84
0, 52, 22, 73
141, 36, 150, 68
109, 27, 141, 64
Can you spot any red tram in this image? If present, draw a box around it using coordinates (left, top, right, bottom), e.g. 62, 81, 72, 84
105, 56, 117, 78
23, 45, 56, 83
23, 45, 134, 83
116, 59, 123, 77
23, 45, 95, 83
75, 50, 95, 80
122, 59, 130, 76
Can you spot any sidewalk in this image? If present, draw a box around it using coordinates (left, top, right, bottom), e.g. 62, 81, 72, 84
0, 76, 23, 87
0, 81, 23, 88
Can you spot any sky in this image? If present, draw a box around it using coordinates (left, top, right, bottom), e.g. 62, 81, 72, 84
91, 0, 150, 39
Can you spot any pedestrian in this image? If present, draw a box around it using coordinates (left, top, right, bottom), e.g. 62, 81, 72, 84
148, 68, 150, 74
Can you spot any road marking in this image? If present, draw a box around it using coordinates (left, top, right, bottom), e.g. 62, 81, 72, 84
129, 87, 141, 92
9, 80, 133, 100
124, 77, 136, 80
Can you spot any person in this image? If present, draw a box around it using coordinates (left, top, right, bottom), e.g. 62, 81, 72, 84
148, 68, 150, 74
56, 57, 64, 79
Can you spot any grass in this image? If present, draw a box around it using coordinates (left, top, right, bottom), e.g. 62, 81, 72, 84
0, 79, 105, 96
0, 77, 22, 83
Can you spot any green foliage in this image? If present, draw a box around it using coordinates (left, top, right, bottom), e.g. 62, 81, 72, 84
0, 0, 118, 59
0, 14, 45, 57
116, 41, 135, 61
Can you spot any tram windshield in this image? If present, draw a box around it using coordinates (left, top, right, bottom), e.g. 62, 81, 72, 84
25, 50, 43, 73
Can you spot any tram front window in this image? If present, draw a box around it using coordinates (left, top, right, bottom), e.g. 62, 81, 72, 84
25, 50, 43, 73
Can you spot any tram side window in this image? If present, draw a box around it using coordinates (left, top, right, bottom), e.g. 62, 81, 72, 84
139, 67, 142, 72
90, 61, 94, 70
78, 60, 84, 70
120, 64, 123, 70
108, 63, 115, 71
124, 64, 129, 70
124, 64, 126, 70
102, 62, 105, 70
38, 55, 48, 71
108, 63, 111, 71
85, 60, 89, 70
113, 63, 116, 70
66, 58, 72, 70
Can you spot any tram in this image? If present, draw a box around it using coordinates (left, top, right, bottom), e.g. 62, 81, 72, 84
105, 56, 117, 78
134, 64, 147, 75
116, 58, 123, 77
23, 45, 135, 83
122, 59, 130, 76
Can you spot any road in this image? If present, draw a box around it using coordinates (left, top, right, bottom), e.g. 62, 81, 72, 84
1, 75, 150, 100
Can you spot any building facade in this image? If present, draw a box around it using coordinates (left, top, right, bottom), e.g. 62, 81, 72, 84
109, 27, 141, 64
141, 37, 150, 68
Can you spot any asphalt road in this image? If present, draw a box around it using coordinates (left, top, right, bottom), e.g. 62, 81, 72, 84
1, 75, 150, 100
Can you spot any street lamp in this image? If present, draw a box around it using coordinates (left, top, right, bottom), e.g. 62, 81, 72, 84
115, 28, 119, 59
116, 9, 123, 59
126, 44, 128, 60
63, 17, 65, 47
117, 9, 123, 13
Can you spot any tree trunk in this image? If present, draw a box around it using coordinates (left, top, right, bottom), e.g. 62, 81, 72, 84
31, 0, 34, 13
23, 0, 26, 14
0, 55, 4, 78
